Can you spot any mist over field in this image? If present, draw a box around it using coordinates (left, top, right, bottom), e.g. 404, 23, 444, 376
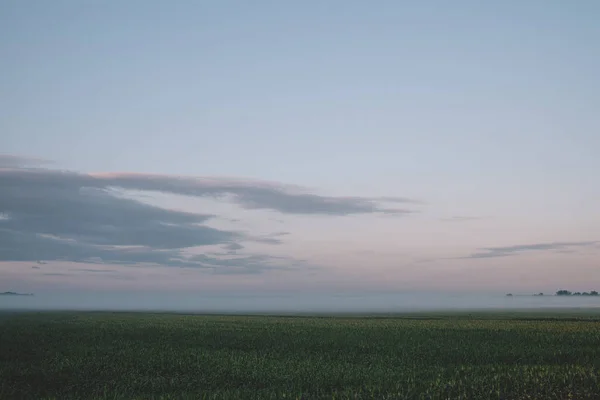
2, 292, 600, 313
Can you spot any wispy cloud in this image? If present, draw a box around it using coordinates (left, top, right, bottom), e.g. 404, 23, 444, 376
188, 253, 312, 275
92, 173, 418, 216
464, 241, 598, 259
70, 268, 119, 273
223, 243, 244, 252
0, 154, 53, 168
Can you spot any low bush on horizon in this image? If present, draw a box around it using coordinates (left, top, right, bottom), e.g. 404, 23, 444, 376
1, 312, 599, 399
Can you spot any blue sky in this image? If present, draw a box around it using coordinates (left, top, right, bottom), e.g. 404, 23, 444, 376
1, 1, 599, 295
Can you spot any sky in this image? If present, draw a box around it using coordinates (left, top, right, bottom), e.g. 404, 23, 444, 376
1, 0, 599, 298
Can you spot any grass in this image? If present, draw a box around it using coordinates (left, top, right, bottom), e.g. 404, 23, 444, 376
1, 311, 599, 399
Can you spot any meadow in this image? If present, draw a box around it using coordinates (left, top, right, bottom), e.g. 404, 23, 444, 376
1, 311, 599, 399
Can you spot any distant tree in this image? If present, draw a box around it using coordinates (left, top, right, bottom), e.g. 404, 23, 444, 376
555, 290, 599, 296
538, 293, 544, 296
506, 293, 513, 297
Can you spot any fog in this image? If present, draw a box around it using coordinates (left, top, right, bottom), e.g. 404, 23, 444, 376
2, 292, 599, 313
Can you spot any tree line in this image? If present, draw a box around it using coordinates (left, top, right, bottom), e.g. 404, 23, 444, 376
506, 290, 599, 297
555, 290, 599, 296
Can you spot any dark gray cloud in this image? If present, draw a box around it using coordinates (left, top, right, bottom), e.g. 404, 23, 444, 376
93, 173, 418, 216
1, 184, 232, 249
464, 241, 598, 259
0, 228, 206, 266
0, 165, 265, 272
1, 166, 418, 216
1, 158, 412, 273
1, 227, 305, 274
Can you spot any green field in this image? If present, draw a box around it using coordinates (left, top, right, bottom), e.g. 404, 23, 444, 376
1, 312, 599, 399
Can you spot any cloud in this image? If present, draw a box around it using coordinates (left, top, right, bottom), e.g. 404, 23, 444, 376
222, 242, 245, 255
464, 241, 598, 259
1, 156, 414, 273
223, 243, 244, 252
0, 165, 262, 272
254, 237, 284, 245
1, 186, 235, 249
0, 154, 52, 168
1, 165, 418, 217
71, 268, 119, 273
1, 227, 309, 274
91, 173, 417, 216
188, 253, 312, 275
271, 231, 291, 237
246, 232, 291, 246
